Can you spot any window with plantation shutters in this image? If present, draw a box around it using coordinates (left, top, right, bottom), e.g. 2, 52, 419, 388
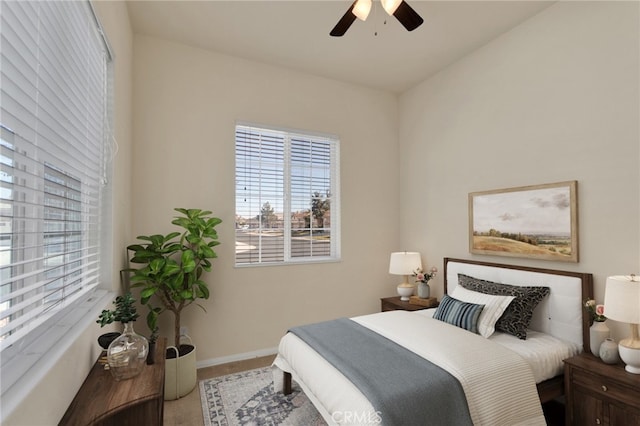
235, 124, 341, 265
0, 0, 112, 407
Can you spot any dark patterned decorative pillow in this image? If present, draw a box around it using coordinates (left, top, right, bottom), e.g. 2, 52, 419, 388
457, 274, 550, 340
433, 294, 485, 334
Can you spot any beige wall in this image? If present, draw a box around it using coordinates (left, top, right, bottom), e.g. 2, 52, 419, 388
4, 2, 134, 424
399, 1, 639, 340
131, 36, 400, 361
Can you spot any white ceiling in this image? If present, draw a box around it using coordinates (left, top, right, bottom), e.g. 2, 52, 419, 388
126, 1, 555, 93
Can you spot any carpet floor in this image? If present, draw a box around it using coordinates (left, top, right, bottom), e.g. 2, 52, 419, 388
199, 366, 327, 426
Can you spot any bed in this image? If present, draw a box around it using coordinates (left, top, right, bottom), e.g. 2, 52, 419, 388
273, 257, 593, 425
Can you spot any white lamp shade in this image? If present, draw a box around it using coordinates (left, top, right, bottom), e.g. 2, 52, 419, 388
604, 275, 640, 324
352, 0, 372, 21
389, 252, 422, 275
381, 0, 402, 15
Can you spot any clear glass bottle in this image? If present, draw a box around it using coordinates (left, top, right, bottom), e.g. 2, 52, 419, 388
107, 322, 149, 381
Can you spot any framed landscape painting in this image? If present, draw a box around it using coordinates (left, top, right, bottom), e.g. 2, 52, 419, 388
469, 181, 578, 262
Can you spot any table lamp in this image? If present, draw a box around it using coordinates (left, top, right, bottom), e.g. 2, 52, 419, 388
389, 252, 422, 301
604, 274, 640, 374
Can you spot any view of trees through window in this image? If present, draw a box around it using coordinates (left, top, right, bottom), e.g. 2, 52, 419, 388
235, 125, 340, 265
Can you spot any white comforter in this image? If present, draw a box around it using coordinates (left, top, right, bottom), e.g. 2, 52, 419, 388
414, 308, 582, 383
274, 310, 546, 426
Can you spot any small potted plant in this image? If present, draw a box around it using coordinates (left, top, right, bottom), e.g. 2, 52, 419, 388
97, 293, 138, 349
97, 292, 149, 380
145, 305, 161, 365
97, 292, 140, 326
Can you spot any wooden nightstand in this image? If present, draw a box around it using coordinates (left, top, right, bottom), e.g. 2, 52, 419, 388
564, 352, 640, 425
380, 296, 438, 312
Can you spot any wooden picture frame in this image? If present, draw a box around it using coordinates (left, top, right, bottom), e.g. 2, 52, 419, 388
469, 181, 578, 262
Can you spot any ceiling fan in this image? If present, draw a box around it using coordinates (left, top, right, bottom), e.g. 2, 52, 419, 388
330, 0, 424, 37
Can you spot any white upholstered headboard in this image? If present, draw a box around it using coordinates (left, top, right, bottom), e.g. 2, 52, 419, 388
444, 258, 593, 352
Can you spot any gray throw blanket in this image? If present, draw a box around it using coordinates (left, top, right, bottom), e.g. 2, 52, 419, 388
289, 318, 473, 426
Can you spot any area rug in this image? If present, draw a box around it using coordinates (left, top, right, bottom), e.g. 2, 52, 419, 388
200, 366, 327, 426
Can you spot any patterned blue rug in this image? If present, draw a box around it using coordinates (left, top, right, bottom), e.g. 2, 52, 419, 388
200, 366, 327, 426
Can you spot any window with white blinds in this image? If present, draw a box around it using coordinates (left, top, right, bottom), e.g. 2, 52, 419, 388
0, 0, 111, 352
235, 124, 340, 265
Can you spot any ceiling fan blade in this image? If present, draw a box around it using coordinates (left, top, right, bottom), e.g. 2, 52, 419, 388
330, 1, 357, 37
393, 0, 424, 32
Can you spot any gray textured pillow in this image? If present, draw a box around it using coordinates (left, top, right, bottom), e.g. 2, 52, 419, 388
457, 274, 550, 340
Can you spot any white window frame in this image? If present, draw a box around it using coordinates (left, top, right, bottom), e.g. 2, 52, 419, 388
0, 1, 113, 420
235, 123, 341, 266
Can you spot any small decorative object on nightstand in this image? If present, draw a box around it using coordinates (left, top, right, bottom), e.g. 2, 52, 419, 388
408, 296, 438, 308
585, 298, 609, 357
600, 338, 620, 365
590, 321, 610, 357
413, 266, 437, 299
565, 353, 640, 425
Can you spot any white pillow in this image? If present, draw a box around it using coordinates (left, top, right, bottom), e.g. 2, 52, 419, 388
450, 286, 515, 338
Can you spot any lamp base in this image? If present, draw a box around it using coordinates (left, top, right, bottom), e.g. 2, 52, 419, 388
625, 365, 640, 374
397, 284, 414, 301
618, 343, 640, 374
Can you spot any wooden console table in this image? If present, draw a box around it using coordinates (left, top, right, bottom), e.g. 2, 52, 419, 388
60, 337, 166, 426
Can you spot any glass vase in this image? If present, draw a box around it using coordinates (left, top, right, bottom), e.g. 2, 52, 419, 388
589, 321, 610, 357
107, 322, 149, 381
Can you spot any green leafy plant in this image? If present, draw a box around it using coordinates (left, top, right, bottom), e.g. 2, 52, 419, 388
97, 292, 139, 326
127, 208, 222, 347
146, 305, 162, 344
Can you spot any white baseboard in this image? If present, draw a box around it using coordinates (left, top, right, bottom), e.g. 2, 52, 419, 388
196, 347, 279, 369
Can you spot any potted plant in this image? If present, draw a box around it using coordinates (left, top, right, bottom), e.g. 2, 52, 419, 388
96, 292, 149, 380
145, 305, 161, 365
127, 208, 221, 399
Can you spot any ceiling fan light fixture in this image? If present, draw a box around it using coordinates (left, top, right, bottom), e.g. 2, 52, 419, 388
381, 0, 402, 16
352, 0, 372, 21
330, 0, 422, 36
